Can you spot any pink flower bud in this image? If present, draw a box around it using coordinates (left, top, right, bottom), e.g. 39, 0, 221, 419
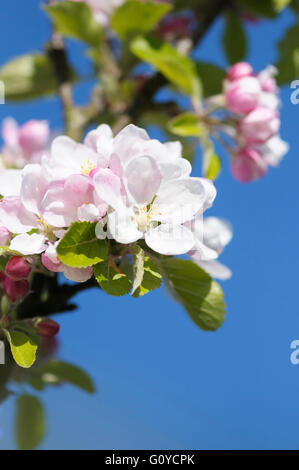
0, 271, 5, 283
4, 278, 29, 302
36, 319, 60, 338
5, 256, 32, 281
232, 148, 267, 182
18, 120, 49, 157
227, 62, 253, 82
240, 107, 280, 144
258, 66, 278, 94
0, 227, 10, 246
225, 76, 261, 114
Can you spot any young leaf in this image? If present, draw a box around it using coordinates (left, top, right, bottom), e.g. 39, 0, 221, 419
131, 245, 145, 295
158, 257, 226, 331
168, 112, 204, 137
44, 1, 103, 47
132, 255, 162, 298
238, 0, 278, 17
111, 0, 172, 39
222, 12, 247, 65
202, 138, 221, 181
40, 360, 95, 393
57, 221, 108, 268
5, 329, 38, 369
130, 36, 202, 99
16, 395, 45, 450
0, 54, 61, 101
94, 260, 132, 296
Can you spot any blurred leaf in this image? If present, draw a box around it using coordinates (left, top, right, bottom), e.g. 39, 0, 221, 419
239, 0, 277, 17
158, 257, 226, 331
5, 329, 37, 369
169, 112, 204, 137
57, 221, 108, 268
202, 139, 221, 180
131, 36, 202, 99
111, 0, 172, 39
44, 1, 102, 47
196, 62, 226, 98
0, 54, 59, 101
222, 12, 247, 64
132, 255, 162, 297
40, 360, 95, 393
273, 0, 291, 10
16, 394, 45, 450
276, 21, 299, 85
94, 260, 132, 296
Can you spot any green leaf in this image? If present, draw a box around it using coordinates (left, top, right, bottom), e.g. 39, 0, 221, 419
168, 112, 204, 137
132, 255, 162, 298
0, 255, 8, 271
196, 62, 226, 98
202, 138, 221, 180
0, 53, 59, 101
131, 245, 145, 295
273, 0, 291, 11
158, 257, 226, 331
40, 360, 95, 393
5, 330, 38, 369
222, 12, 247, 65
16, 394, 45, 450
44, 1, 102, 47
276, 21, 299, 85
94, 260, 132, 296
57, 221, 108, 268
130, 36, 202, 99
111, 0, 172, 39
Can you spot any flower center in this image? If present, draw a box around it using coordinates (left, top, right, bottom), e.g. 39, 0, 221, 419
133, 205, 161, 232
37, 217, 56, 241
81, 159, 96, 176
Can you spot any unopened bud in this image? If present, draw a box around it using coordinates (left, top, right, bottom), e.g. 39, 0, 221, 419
5, 256, 32, 281
4, 278, 29, 302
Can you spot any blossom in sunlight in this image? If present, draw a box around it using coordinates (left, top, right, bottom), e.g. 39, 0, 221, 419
0, 123, 227, 294
221, 62, 289, 182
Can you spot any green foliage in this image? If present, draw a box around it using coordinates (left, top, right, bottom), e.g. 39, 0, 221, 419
0, 53, 61, 101
40, 360, 95, 393
57, 221, 108, 268
168, 112, 204, 137
196, 62, 226, 98
5, 329, 38, 369
132, 254, 162, 298
276, 21, 299, 85
158, 257, 226, 331
16, 394, 45, 450
44, 1, 103, 47
222, 12, 247, 65
94, 260, 132, 296
202, 139, 221, 181
130, 36, 202, 99
131, 244, 145, 295
111, 0, 172, 39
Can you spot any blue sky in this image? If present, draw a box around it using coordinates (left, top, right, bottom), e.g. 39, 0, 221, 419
0, 0, 299, 450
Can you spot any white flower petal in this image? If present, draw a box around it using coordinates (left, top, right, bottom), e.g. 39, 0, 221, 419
145, 223, 195, 255
0, 170, 22, 197
195, 260, 232, 280
10, 233, 47, 255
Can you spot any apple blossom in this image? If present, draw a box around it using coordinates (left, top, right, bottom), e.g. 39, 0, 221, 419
4, 278, 29, 303
36, 318, 60, 338
1, 118, 49, 169
240, 107, 280, 145
231, 148, 267, 183
225, 76, 261, 115
189, 217, 233, 280
227, 62, 253, 82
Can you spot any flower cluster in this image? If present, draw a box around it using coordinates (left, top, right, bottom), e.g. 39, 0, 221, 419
0, 124, 230, 307
223, 62, 289, 182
